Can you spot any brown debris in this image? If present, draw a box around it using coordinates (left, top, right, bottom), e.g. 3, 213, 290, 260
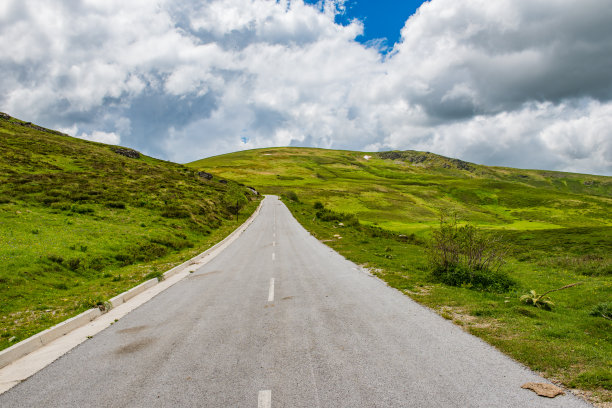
521, 382, 565, 398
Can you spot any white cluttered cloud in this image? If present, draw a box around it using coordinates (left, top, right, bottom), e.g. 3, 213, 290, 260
1, 0, 611, 175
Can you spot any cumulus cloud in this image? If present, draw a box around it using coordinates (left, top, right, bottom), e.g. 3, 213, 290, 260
77, 130, 121, 145
0, 0, 611, 175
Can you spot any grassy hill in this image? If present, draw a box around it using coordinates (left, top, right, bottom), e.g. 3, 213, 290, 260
190, 147, 611, 232
0, 113, 259, 351
190, 147, 611, 403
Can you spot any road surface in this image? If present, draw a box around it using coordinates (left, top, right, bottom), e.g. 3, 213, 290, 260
0, 196, 591, 407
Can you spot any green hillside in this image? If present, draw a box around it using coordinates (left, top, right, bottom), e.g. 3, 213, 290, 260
0, 114, 259, 351
190, 147, 611, 232
190, 147, 611, 402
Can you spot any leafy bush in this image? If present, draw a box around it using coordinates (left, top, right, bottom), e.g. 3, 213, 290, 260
47, 254, 64, 264
150, 235, 193, 250
66, 257, 82, 271
315, 208, 359, 227
427, 215, 513, 291
70, 205, 94, 214
161, 206, 190, 218
283, 190, 300, 202
106, 201, 126, 209
313, 201, 324, 210
432, 264, 515, 292
222, 183, 249, 215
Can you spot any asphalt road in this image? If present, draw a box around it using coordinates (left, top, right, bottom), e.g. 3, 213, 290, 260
0, 196, 591, 407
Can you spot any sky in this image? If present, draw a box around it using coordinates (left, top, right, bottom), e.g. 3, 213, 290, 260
1, 0, 612, 176
306, 0, 425, 51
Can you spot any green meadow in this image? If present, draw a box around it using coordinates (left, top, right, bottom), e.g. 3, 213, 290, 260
0, 114, 260, 351
190, 147, 611, 403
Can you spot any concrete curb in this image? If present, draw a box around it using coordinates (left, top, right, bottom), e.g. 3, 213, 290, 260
0, 309, 103, 369
108, 278, 159, 308
0, 199, 264, 370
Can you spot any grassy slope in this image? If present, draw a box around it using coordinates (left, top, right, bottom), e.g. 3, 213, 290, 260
190, 147, 611, 403
0, 114, 260, 351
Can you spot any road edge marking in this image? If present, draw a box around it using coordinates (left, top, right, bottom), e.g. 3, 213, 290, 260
268, 278, 275, 302
258, 390, 271, 408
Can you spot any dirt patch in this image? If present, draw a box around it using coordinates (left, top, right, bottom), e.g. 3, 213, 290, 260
404, 285, 433, 296
570, 388, 612, 408
189, 270, 222, 279
437, 306, 498, 330
114, 337, 154, 355
117, 325, 149, 335
281, 296, 294, 301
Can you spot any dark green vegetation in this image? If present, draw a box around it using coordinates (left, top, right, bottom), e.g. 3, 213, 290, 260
190, 147, 611, 403
427, 216, 514, 292
0, 114, 259, 351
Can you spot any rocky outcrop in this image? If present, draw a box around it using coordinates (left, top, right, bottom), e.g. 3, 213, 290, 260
197, 171, 213, 180
112, 148, 141, 159
378, 151, 474, 171
450, 158, 473, 171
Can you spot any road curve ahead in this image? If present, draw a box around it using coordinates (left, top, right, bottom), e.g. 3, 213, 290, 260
1, 196, 590, 407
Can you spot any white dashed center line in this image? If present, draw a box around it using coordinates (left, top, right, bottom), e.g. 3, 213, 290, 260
268, 278, 275, 302
272, 252, 275, 261
258, 390, 271, 408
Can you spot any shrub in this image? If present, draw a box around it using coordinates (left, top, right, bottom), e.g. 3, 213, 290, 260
88, 256, 105, 271
106, 201, 126, 209
313, 201, 324, 210
432, 264, 515, 292
427, 215, 512, 291
47, 254, 64, 264
283, 190, 300, 202
316, 209, 341, 222
222, 184, 249, 215
161, 206, 190, 218
66, 257, 82, 271
70, 205, 94, 214
150, 235, 193, 250
315, 208, 360, 226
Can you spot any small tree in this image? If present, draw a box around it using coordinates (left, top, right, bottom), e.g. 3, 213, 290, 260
427, 214, 512, 291
222, 183, 248, 217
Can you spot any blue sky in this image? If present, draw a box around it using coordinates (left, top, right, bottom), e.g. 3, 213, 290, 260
335, 0, 426, 51
304, 0, 426, 51
1, 0, 612, 175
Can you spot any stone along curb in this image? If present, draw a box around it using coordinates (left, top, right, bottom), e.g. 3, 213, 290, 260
0, 198, 265, 369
